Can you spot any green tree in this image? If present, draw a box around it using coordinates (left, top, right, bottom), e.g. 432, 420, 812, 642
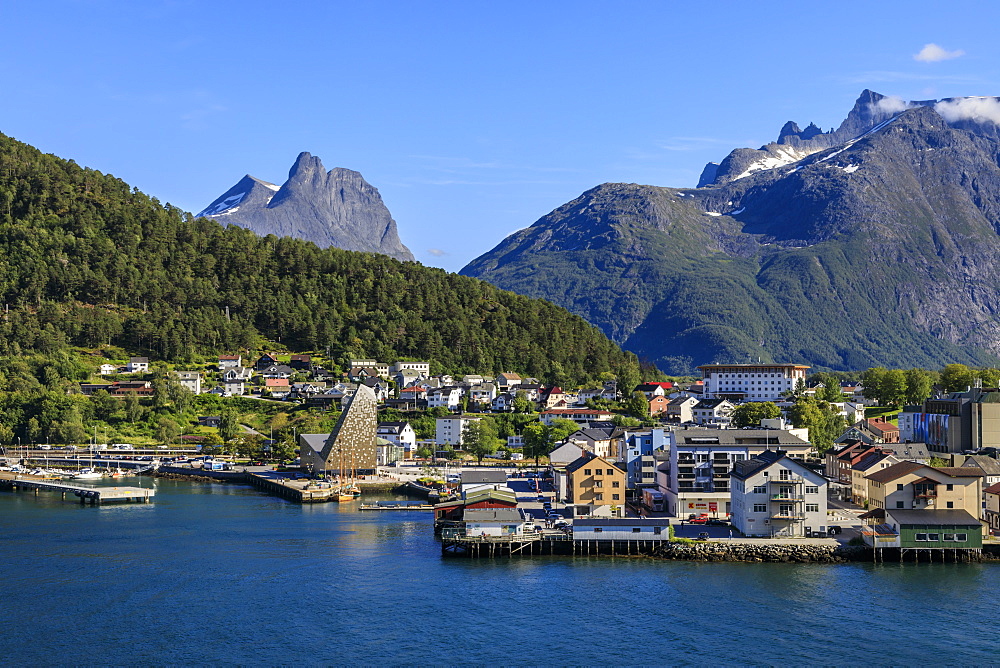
903, 368, 933, 406
624, 391, 649, 419
940, 363, 973, 394
522, 422, 548, 465
789, 397, 844, 454
512, 390, 532, 414
155, 417, 180, 446
91, 389, 118, 422
547, 418, 579, 446
928, 456, 949, 468
978, 368, 1000, 388
462, 417, 501, 464
861, 367, 888, 405
219, 406, 241, 443
881, 369, 907, 407
731, 401, 781, 428
124, 392, 145, 424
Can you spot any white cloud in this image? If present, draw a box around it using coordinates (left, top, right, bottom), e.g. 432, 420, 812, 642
874, 95, 913, 114
934, 97, 1000, 125
426, 248, 448, 257
914, 43, 965, 63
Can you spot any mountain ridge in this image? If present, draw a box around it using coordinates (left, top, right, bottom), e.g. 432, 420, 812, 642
198, 152, 414, 261
462, 92, 1000, 374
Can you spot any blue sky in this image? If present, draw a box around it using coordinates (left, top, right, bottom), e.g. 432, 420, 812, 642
2, 1, 998, 272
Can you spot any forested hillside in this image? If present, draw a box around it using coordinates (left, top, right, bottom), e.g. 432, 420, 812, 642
0, 132, 637, 385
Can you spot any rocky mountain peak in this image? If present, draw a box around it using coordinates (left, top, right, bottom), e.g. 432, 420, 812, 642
198, 153, 414, 262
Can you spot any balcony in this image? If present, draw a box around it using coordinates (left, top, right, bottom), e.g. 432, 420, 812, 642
770, 494, 804, 501
770, 512, 806, 521
768, 477, 804, 485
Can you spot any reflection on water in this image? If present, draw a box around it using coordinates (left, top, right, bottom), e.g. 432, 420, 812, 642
3, 479, 1000, 664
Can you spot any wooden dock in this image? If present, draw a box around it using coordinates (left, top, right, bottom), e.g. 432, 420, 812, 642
0, 472, 154, 505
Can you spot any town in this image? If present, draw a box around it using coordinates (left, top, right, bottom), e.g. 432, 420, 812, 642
5, 354, 999, 562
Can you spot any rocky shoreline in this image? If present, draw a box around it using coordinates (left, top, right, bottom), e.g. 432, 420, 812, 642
652, 541, 996, 563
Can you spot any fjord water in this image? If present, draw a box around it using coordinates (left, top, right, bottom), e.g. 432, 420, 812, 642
2, 480, 997, 665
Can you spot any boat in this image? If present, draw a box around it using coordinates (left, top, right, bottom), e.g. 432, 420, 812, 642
109, 467, 126, 478
74, 468, 104, 480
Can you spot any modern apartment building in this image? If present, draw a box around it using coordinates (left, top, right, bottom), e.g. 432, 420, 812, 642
657, 428, 813, 518
730, 450, 828, 537
698, 363, 809, 402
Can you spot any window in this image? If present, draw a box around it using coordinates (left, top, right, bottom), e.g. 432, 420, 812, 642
896, 484, 904, 491
753, 504, 767, 513
915, 533, 928, 541
612, 494, 620, 500
806, 486, 818, 494
612, 481, 620, 487
593, 527, 603, 533
584, 469, 591, 475
928, 533, 940, 541
607, 469, 614, 475
896, 501, 904, 509
947, 501, 954, 509
943, 533, 955, 541
654, 526, 663, 535
594, 469, 602, 476
753, 485, 767, 494
594, 480, 603, 488
946, 484, 954, 491
956, 533, 968, 542
806, 504, 819, 512
632, 527, 642, 533
594, 493, 603, 501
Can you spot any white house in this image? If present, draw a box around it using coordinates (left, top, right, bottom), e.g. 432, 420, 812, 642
463, 508, 527, 537
126, 357, 149, 374
572, 517, 671, 542
691, 399, 735, 426
377, 421, 417, 451
729, 449, 828, 538
391, 361, 430, 376
436, 415, 480, 446
427, 386, 463, 411
217, 354, 241, 371
173, 370, 202, 395
98, 363, 119, 375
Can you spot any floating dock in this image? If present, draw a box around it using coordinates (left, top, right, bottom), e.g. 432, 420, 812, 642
0, 472, 154, 505
359, 502, 435, 511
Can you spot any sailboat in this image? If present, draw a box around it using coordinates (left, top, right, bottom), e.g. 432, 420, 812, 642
74, 427, 106, 480
334, 445, 359, 502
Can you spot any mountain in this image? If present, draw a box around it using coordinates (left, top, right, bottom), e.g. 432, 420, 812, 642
0, 132, 636, 384
462, 91, 1000, 374
198, 152, 414, 261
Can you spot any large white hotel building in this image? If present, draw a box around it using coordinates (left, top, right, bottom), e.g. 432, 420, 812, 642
698, 363, 810, 402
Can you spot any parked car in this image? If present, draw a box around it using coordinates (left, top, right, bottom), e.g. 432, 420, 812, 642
706, 518, 730, 526
828, 525, 842, 536
547, 513, 564, 521
696, 532, 710, 541
688, 514, 709, 524
553, 520, 570, 529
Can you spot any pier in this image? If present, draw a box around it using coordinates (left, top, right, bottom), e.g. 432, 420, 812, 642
0, 472, 154, 505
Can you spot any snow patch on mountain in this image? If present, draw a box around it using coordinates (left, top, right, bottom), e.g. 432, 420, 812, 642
732, 146, 816, 181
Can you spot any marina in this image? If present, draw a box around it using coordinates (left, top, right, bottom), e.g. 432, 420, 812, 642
0, 471, 154, 504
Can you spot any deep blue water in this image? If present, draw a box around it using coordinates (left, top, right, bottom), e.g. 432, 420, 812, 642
2, 478, 999, 665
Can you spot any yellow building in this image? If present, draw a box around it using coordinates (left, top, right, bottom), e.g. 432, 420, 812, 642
866, 461, 984, 515
566, 453, 626, 518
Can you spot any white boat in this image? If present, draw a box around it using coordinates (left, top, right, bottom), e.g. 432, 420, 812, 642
74, 468, 104, 480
